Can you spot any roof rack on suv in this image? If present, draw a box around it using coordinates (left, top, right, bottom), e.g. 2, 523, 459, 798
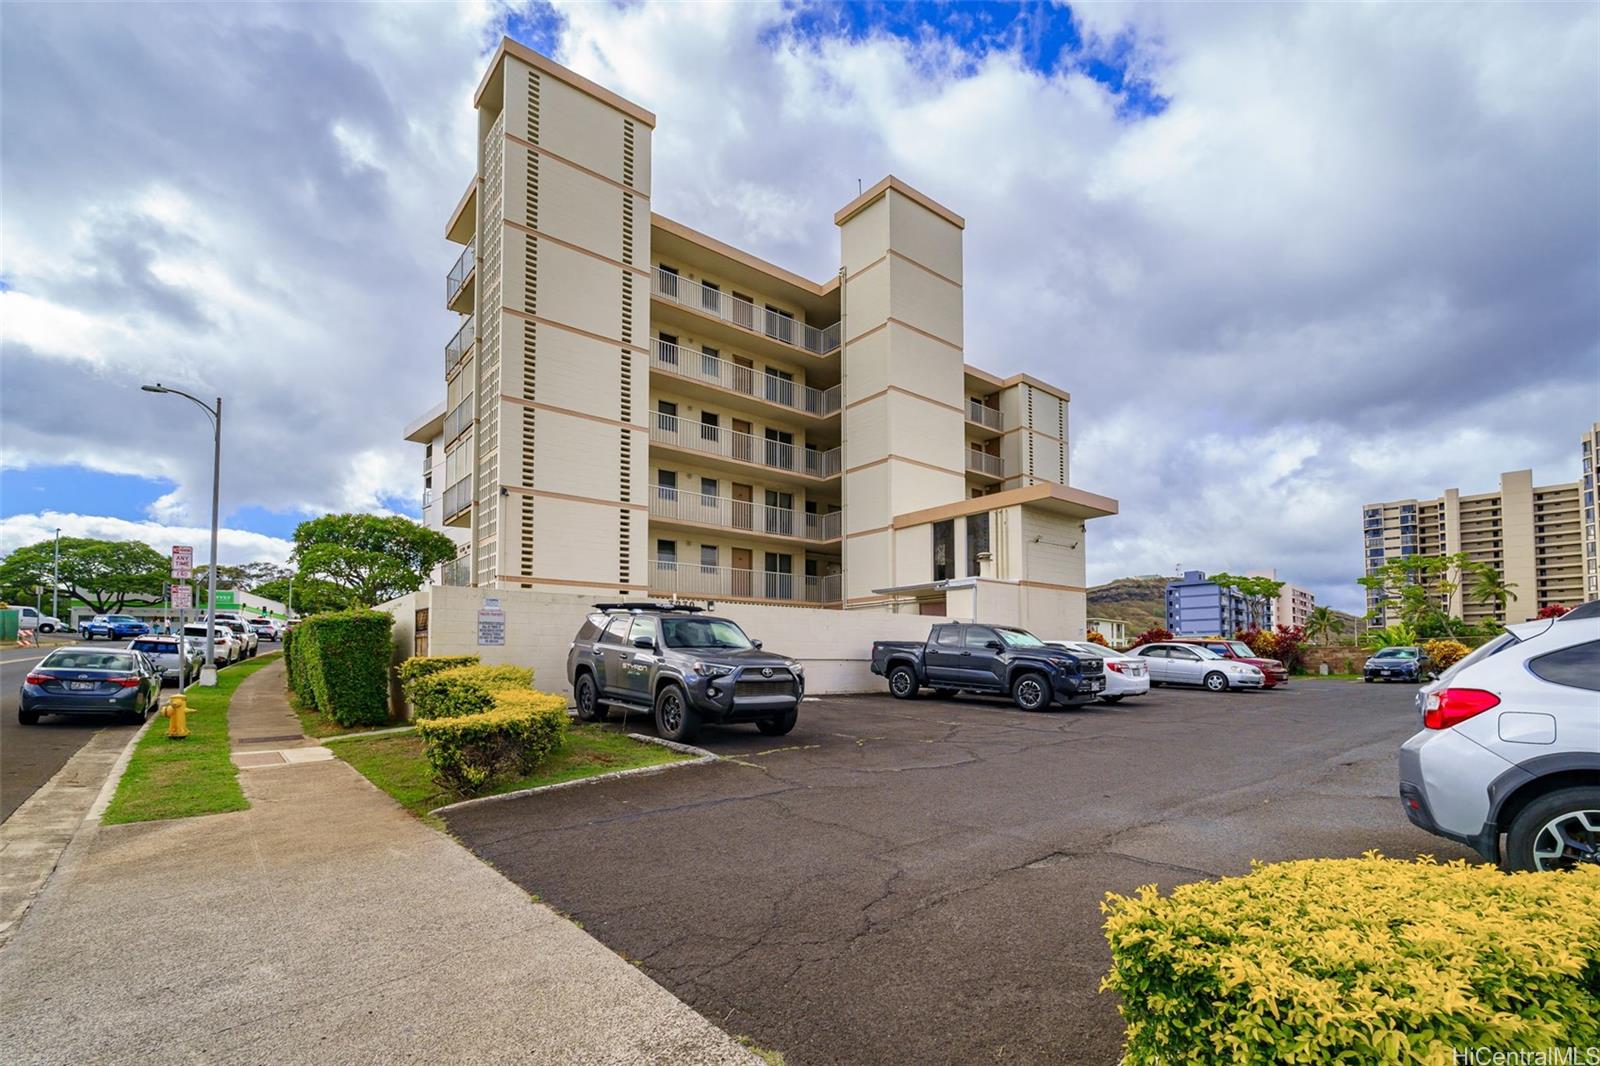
590, 602, 707, 614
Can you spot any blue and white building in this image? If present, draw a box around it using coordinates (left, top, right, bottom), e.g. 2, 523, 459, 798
1164, 570, 1251, 637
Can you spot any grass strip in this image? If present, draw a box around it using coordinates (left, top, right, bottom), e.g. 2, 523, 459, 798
290, 691, 400, 738
333, 725, 691, 821
101, 653, 281, 825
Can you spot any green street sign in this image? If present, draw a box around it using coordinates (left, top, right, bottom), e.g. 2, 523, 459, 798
215, 590, 237, 608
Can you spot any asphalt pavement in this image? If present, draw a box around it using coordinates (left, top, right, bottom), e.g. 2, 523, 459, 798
446, 680, 1471, 1066
0, 638, 121, 823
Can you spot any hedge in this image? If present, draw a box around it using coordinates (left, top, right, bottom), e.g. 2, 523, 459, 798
1422, 638, 1471, 672
1101, 854, 1600, 1064
416, 689, 569, 794
287, 610, 394, 727
396, 655, 481, 697
406, 663, 534, 721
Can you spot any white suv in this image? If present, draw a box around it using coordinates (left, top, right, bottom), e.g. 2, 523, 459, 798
1398, 601, 1599, 871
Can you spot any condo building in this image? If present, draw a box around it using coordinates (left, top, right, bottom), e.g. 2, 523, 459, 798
404, 39, 1117, 634
1362, 429, 1598, 625
1246, 568, 1316, 629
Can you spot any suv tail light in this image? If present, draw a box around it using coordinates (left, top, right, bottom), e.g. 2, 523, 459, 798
1105, 661, 1125, 674
1423, 688, 1500, 730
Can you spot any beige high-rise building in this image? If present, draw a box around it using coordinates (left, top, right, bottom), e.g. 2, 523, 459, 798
1362, 446, 1591, 624
1581, 420, 1599, 602
405, 39, 1117, 635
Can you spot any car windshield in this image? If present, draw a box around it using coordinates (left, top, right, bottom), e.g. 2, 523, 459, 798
43, 650, 137, 671
997, 628, 1046, 648
660, 617, 753, 650
1223, 641, 1256, 657
130, 641, 172, 653
1375, 648, 1418, 659
105, 616, 137, 624
1188, 645, 1224, 659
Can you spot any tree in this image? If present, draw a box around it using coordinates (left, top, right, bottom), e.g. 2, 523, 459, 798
193, 561, 292, 591
1467, 564, 1518, 615
1303, 605, 1345, 645
1536, 604, 1570, 619
1356, 553, 1470, 628
0, 537, 169, 613
292, 514, 456, 607
252, 574, 351, 616
1130, 626, 1174, 647
1211, 573, 1285, 630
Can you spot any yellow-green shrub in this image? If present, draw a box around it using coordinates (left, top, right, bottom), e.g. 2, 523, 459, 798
416, 689, 568, 794
1422, 639, 1471, 672
407, 663, 533, 721
396, 654, 481, 697
1101, 854, 1600, 1065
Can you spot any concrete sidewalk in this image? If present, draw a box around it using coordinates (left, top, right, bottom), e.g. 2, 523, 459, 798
0, 660, 755, 1065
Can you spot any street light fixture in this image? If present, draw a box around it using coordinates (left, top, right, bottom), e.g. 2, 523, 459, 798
141, 383, 223, 685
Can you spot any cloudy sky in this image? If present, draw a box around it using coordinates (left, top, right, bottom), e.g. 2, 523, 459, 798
2, 1, 1596, 612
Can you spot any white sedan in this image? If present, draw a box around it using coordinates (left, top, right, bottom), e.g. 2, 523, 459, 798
1127, 642, 1265, 692
1048, 641, 1151, 703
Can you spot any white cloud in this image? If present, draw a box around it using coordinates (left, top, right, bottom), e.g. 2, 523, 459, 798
0, 512, 292, 567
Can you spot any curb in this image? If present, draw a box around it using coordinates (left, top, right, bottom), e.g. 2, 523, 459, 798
427, 734, 720, 818
87, 710, 160, 824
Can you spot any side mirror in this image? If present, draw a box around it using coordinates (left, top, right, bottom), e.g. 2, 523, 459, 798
985, 640, 1003, 651
633, 636, 655, 649
752, 639, 763, 649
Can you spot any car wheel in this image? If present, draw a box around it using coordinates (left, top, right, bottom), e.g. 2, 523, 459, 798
39, 623, 55, 634
653, 683, 701, 743
1504, 787, 1600, 872
79, 629, 91, 641
756, 708, 798, 736
1011, 672, 1050, 711
888, 665, 919, 700
1100, 695, 1124, 704
18, 708, 40, 725
573, 672, 610, 723
1203, 671, 1229, 693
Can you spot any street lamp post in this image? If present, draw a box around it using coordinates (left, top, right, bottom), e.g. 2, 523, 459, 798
142, 384, 223, 685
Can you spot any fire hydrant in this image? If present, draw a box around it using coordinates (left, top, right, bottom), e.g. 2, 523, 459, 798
162, 695, 189, 739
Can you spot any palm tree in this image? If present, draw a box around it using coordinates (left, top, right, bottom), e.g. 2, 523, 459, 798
1468, 565, 1519, 616
1304, 605, 1344, 645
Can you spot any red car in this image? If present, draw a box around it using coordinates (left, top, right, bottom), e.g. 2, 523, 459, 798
1174, 638, 1289, 687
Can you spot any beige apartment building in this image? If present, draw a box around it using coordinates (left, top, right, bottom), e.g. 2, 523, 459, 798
404, 39, 1117, 638
1362, 428, 1598, 625
1584, 421, 1599, 602
1245, 569, 1316, 629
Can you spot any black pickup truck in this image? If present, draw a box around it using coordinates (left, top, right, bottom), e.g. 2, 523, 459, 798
870, 622, 1105, 711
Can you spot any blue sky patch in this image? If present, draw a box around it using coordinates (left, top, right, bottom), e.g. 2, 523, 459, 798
0, 465, 176, 525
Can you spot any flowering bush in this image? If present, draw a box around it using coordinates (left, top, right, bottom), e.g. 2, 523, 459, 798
1129, 627, 1173, 647
1421, 638, 1471, 672
1236, 625, 1306, 671
1536, 603, 1570, 619
1085, 630, 1111, 647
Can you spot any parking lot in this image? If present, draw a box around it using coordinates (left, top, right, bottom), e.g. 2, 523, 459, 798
446, 680, 1471, 1065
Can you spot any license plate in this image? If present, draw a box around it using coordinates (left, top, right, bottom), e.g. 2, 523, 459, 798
1088, 680, 1104, 692
69, 681, 94, 691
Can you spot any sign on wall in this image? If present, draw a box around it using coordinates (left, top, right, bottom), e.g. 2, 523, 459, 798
171, 545, 193, 580
477, 597, 505, 646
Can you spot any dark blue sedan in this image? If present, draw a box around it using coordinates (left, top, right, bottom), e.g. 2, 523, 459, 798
20, 647, 163, 725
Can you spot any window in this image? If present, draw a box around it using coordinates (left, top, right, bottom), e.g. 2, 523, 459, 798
700, 410, 720, 442
764, 428, 794, 469
628, 616, 658, 647
657, 539, 677, 568
764, 552, 792, 598
765, 305, 795, 344
657, 400, 679, 431
701, 345, 720, 377
1528, 640, 1600, 692
934, 625, 961, 646
658, 263, 680, 298
700, 280, 721, 313
765, 367, 794, 404
700, 477, 718, 500
965, 626, 999, 648
966, 512, 990, 577
1138, 647, 1168, 658
658, 332, 679, 364
598, 617, 630, 645
766, 490, 793, 536
656, 469, 677, 501
932, 519, 954, 581
700, 545, 718, 572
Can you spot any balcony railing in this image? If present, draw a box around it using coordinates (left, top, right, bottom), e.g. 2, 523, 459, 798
967, 400, 1003, 431
966, 450, 1006, 478
441, 556, 471, 587
652, 268, 841, 355
443, 395, 474, 444
447, 239, 475, 307
650, 412, 842, 479
648, 559, 842, 604
445, 315, 475, 376
442, 476, 472, 521
651, 339, 840, 417
649, 486, 842, 541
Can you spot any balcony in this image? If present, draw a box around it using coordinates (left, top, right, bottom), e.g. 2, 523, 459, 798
967, 400, 1003, 431
441, 556, 471, 587
441, 476, 472, 527
966, 449, 1006, 479
649, 485, 842, 542
650, 412, 841, 479
445, 315, 475, 377
648, 559, 843, 605
653, 268, 841, 356
447, 239, 475, 311
443, 395, 474, 444
651, 339, 840, 417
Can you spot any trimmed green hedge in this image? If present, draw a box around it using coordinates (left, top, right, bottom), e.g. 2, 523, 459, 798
416, 689, 569, 794
287, 610, 394, 727
396, 654, 480, 695
406, 663, 534, 721
1101, 854, 1600, 1064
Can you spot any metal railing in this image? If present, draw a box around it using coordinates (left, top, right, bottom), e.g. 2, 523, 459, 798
447, 239, 475, 306
649, 486, 843, 541
652, 268, 841, 355
967, 400, 1003, 431
650, 411, 842, 478
648, 559, 843, 604
651, 339, 840, 416
442, 476, 472, 521
445, 315, 475, 376
443, 395, 474, 444
966, 450, 1006, 478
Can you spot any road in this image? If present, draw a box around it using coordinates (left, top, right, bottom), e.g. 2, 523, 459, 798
0, 638, 135, 822
446, 680, 1466, 1066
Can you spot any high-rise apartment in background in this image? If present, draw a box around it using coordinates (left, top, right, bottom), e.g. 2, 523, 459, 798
1245, 568, 1316, 628
1582, 421, 1598, 602
404, 39, 1118, 634
1362, 428, 1597, 625
1165, 570, 1251, 637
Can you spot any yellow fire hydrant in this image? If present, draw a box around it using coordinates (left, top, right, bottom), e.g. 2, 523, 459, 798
162, 695, 189, 739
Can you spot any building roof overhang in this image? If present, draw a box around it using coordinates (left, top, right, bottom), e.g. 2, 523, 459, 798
475, 37, 657, 128
404, 401, 448, 443
892, 483, 1119, 529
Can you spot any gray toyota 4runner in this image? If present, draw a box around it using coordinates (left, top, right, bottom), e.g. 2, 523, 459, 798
567, 603, 804, 743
